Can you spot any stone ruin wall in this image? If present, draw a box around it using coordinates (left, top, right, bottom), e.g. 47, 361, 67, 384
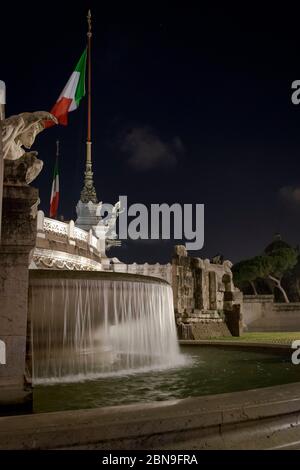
172, 246, 243, 339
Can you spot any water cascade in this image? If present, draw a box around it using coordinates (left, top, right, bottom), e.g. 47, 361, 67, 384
29, 271, 184, 384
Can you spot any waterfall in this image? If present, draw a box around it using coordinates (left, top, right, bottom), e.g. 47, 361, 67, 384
29, 273, 184, 384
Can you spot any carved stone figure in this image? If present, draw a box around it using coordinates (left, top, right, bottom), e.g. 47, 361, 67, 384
4, 151, 43, 185
105, 200, 124, 238
2, 111, 57, 160
80, 178, 98, 204
223, 260, 233, 272
211, 253, 224, 264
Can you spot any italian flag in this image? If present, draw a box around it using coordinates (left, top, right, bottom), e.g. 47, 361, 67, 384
45, 49, 87, 127
50, 158, 59, 218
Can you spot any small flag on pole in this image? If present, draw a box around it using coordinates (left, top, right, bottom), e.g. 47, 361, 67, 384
0, 81, 5, 105
45, 49, 87, 127
50, 141, 60, 218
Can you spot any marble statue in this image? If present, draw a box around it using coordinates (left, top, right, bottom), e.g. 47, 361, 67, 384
2, 111, 57, 160
4, 151, 43, 185
104, 200, 124, 239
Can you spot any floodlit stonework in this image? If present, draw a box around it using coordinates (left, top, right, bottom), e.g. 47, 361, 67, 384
0, 157, 40, 410
0, 110, 56, 410
29, 221, 243, 339
31, 211, 105, 271
2, 111, 57, 160
172, 246, 243, 339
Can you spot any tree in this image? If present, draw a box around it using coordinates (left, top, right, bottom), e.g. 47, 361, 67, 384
232, 256, 268, 295
233, 247, 298, 303
265, 247, 298, 303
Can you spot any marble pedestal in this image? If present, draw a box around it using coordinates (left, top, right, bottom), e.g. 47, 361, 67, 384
0, 178, 38, 412
75, 199, 102, 232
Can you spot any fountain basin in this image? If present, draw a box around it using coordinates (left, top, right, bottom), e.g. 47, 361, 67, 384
20, 271, 300, 449
1, 378, 300, 449
33, 344, 300, 412
1, 343, 300, 449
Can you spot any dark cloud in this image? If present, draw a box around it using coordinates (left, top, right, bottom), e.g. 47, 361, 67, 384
120, 126, 184, 171
279, 186, 300, 207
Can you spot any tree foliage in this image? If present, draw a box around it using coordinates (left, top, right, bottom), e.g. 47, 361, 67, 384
266, 248, 298, 280
232, 257, 263, 285
232, 246, 298, 302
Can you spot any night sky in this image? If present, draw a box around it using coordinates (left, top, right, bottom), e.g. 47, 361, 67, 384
3, 3, 300, 264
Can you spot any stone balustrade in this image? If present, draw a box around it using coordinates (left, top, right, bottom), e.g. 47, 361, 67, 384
31, 211, 104, 271
111, 259, 173, 284
37, 211, 98, 246
31, 212, 172, 282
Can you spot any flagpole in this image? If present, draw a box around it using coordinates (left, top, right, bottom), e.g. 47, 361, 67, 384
54, 139, 59, 220
56, 139, 59, 160
49, 140, 59, 219
87, 9, 92, 150
80, 9, 98, 204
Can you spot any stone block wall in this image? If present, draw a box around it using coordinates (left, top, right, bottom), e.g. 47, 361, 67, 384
243, 295, 300, 332
172, 246, 242, 338
178, 314, 232, 339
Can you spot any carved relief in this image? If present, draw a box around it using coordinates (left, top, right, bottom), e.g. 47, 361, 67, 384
31, 249, 101, 271
2, 111, 57, 160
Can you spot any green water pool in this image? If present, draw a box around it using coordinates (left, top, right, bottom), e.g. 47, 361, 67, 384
34, 346, 300, 413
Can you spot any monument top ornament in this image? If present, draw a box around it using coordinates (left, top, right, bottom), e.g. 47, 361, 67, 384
2, 111, 57, 160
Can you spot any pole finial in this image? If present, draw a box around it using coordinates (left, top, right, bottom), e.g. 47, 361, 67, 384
80, 9, 97, 204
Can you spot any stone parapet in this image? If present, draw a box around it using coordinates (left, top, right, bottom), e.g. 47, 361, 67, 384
110, 259, 172, 284
31, 211, 103, 271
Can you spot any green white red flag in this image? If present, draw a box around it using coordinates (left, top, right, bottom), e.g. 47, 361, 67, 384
46, 49, 87, 127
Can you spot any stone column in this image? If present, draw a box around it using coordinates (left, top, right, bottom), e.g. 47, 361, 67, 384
192, 258, 204, 311
0, 163, 38, 412
208, 271, 217, 310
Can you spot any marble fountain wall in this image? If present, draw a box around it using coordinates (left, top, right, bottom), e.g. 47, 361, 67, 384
29, 216, 243, 341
